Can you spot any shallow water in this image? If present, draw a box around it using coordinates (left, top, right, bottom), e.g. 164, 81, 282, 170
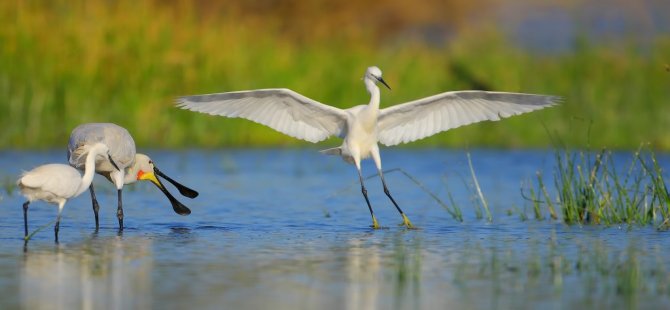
1, 148, 669, 309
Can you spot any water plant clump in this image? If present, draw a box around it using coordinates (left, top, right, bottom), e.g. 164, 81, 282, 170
525, 146, 670, 227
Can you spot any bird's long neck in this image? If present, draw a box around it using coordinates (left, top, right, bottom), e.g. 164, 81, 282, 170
76, 149, 101, 196
365, 78, 381, 111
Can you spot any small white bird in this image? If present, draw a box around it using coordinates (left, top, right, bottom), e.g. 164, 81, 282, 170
18, 143, 119, 242
68, 123, 198, 230
177, 66, 559, 228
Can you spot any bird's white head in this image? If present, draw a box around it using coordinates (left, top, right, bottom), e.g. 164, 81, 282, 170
134, 154, 158, 183
130, 153, 199, 212
366, 66, 383, 79
364, 66, 391, 90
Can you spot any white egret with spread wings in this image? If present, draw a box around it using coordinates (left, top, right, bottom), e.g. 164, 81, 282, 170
177, 66, 559, 228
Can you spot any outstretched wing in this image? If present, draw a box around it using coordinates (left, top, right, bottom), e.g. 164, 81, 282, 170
176, 89, 349, 143
377, 91, 560, 146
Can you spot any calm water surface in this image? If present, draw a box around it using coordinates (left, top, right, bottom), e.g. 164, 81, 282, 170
0, 149, 669, 309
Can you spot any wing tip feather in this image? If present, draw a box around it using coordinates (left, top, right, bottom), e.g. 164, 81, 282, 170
175, 97, 191, 109
549, 95, 563, 106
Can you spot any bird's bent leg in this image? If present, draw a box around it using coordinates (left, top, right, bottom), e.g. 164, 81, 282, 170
117, 189, 124, 230
89, 184, 100, 229
379, 172, 414, 229
371, 146, 413, 228
23, 201, 29, 238
357, 167, 380, 229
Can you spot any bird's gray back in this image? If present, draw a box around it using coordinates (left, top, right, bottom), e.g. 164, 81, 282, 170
67, 123, 136, 170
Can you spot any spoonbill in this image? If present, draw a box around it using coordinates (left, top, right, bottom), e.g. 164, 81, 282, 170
68, 123, 198, 230
18, 143, 119, 242
177, 66, 559, 228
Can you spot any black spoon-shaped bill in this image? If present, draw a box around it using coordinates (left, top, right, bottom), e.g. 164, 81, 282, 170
140, 170, 192, 216
154, 167, 199, 198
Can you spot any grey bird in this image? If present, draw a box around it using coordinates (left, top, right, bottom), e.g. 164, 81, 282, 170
68, 123, 198, 230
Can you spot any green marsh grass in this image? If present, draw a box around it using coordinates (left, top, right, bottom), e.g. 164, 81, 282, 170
1, 1, 669, 149
525, 146, 670, 228
467, 152, 491, 222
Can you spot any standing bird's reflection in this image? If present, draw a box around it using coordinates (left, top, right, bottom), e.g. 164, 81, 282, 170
21, 237, 153, 309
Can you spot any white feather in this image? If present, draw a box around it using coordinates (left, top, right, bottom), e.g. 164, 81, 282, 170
378, 91, 560, 146
177, 88, 349, 143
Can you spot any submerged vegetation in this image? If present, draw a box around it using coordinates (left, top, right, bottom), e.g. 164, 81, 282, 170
1, 1, 669, 149
452, 235, 670, 309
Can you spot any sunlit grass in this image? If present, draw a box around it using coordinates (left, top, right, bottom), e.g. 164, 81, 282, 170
524, 146, 670, 228
0, 1, 668, 149
466, 152, 491, 222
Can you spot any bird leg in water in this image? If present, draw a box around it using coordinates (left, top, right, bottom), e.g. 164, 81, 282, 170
379, 172, 414, 228
54, 214, 61, 244
358, 170, 380, 229
54, 201, 66, 243
89, 185, 100, 229
117, 189, 124, 230
23, 201, 29, 238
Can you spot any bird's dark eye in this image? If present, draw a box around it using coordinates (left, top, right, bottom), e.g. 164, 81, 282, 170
149, 160, 153, 164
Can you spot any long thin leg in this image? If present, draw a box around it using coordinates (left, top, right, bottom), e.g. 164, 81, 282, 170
355, 162, 380, 229
89, 184, 100, 229
54, 216, 60, 243
55, 202, 64, 243
117, 189, 124, 230
23, 201, 30, 238
379, 172, 414, 228
371, 145, 414, 228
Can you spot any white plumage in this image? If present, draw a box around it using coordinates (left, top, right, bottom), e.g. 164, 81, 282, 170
177, 66, 559, 228
377, 90, 559, 146
178, 89, 347, 143
18, 143, 114, 242
19, 164, 83, 203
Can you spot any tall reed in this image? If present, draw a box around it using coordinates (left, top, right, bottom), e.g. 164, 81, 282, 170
525, 146, 670, 227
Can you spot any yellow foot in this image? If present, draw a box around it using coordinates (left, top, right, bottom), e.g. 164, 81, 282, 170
371, 216, 381, 229
400, 214, 416, 229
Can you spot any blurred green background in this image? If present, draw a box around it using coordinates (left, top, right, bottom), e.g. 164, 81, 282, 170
1, 0, 668, 150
